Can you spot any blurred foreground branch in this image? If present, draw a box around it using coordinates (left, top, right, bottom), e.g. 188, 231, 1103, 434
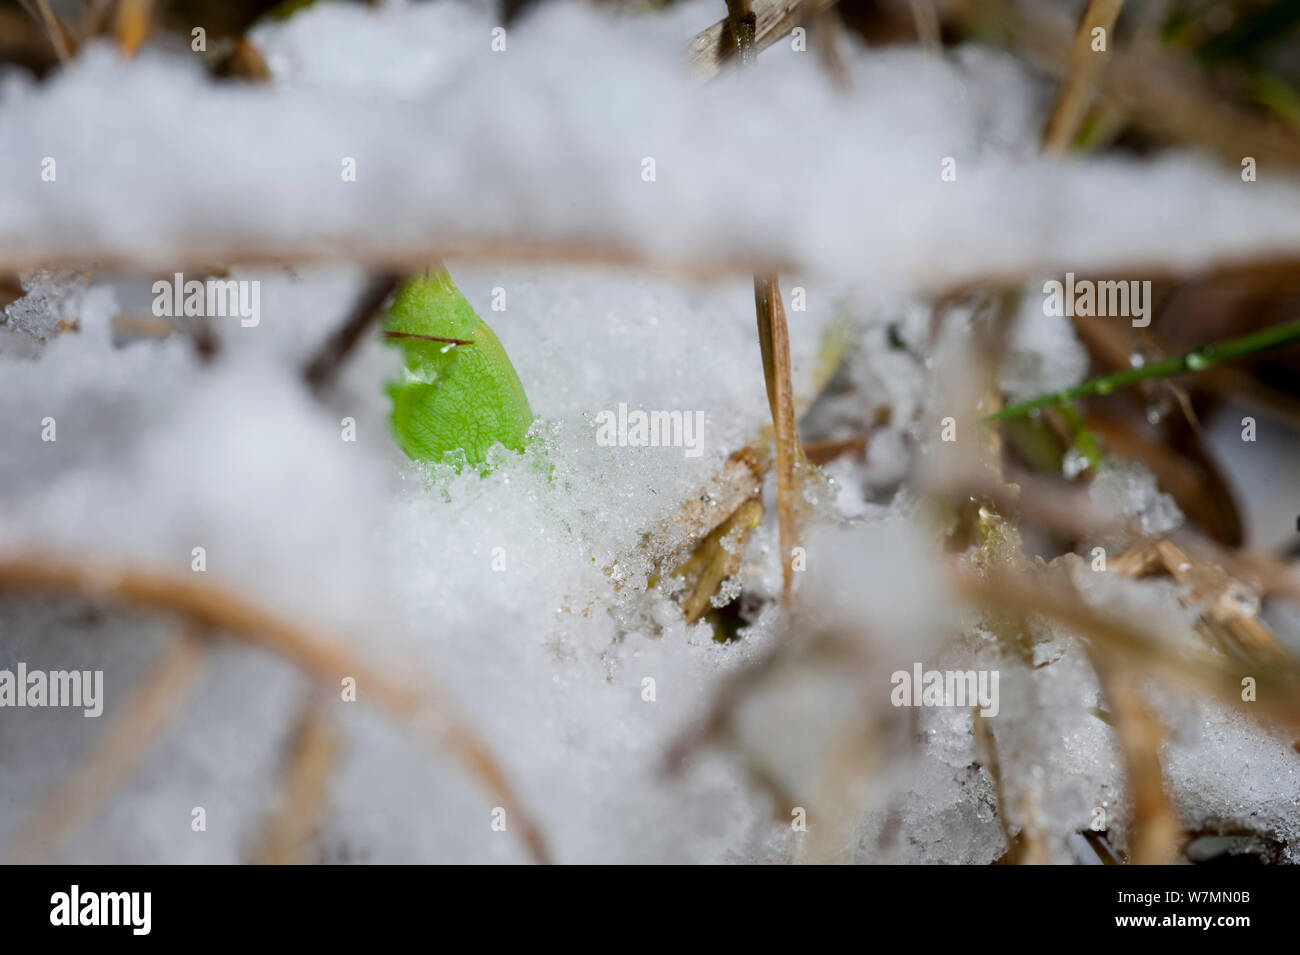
0, 554, 551, 864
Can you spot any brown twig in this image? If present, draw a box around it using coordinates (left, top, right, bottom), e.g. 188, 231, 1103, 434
213, 37, 274, 84
672, 498, 764, 624
301, 274, 400, 395
81, 0, 113, 38
972, 0, 1300, 167
754, 274, 805, 598
803, 435, 866, 466
251, 691, 340, 865
1087, 652, 1182, 864
662, 637, 788, 776
1042, 0, 1127, 153
1111, 539, 1290, 667
0, 238, 796, 290
812, 4, 853, 92
14, 235, 1300, 304
18, 0, 77, 63
382, 331, 475, 346
691, 0, 833, 78
712, 4, 808, 602
907, 0, 942, 54
954, 564, 1300, 726
1017, 788, 1051, 865
112, 0, 152, 58
974, 710, 1019, 862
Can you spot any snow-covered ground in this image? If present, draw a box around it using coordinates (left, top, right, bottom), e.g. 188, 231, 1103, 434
2, 1, 1298, 864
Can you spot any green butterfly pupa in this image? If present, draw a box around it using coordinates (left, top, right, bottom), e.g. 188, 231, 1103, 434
383, 268, 534, 468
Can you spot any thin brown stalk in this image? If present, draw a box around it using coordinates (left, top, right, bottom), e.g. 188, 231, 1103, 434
662, 630, 868, 775
301, 274, 401, 395
1017, 789, 1051, 865
382, 331, 474, 346
81, 0, 113, 38
803, 435, 866, 465
13, 236, 1300, 301
674, 498, 764, 624
0, 238, 795, 289
803, 720, 882, 863
812, 5, 853, 93
112, 0, 152, 58
943, 467, 1118, 542
716, 5, 807, 602
19, 0, 77, 62
213, 37, 274, 84
976, 0, 1300, 167
1042, 0, 1127, 153
614, 315, 841, 604
1198, 365, 1300, 434
1108, 56, 1300, 167
6, 627, 210, 864
754, 273, 804, 597
691, 0, 834, 78
662, 637, 787, 775
252, 691, 340, 865
907, 0, 942, 54
725, 0, 758, 64
974, 710, 1019, 862
1087, 652, 1182, 864
953, 565, 1300, 727
1111, 539, 1290, 667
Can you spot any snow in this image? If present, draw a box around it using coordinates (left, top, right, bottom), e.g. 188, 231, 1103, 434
1088, 462, 1185, 550
999, 287, 1091, 405
1, 0, 1298, 865
3, 1, 1300, 296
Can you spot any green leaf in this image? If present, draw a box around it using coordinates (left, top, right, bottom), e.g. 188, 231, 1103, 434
384, 268, 534, 470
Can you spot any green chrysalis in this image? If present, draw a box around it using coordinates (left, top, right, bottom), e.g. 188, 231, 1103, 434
383, 267, 534, 468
